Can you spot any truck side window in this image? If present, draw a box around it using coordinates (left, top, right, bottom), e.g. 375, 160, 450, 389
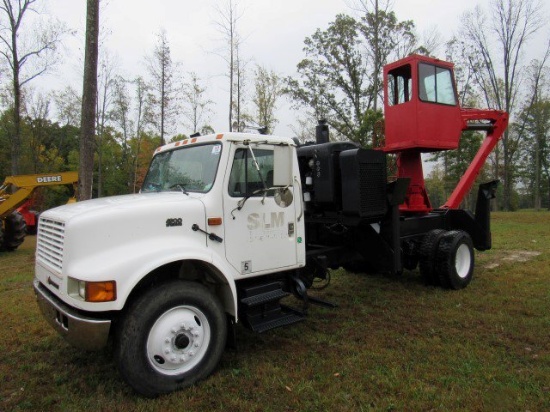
228, 148, 274, 197
388, 64, 412, 106
418, 63, 457, 105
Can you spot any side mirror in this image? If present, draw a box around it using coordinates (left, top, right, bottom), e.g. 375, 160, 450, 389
273, 145, 293, 186
274, 187, 293, 208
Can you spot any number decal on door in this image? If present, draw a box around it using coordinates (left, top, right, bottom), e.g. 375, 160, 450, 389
241, 261, 252, 274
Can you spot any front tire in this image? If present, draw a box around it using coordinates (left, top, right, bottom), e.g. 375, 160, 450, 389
435, 230, 474, 290
116, 281, 227, 397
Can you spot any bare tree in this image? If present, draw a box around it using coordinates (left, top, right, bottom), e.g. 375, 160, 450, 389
288, 114, 317, 144
53, 86, 81, 127
146, 29, 178, 146
96, 50, 118, 197
232, 41, 249, 131
0, 0, 65, 174
79, 0, 99, 200
460, 0, 545, 209
213, 0, 244, 131
110, 75, 154, 193
181, 72, 213, 134
25, 90, 50, 173
131, 77, 154, 192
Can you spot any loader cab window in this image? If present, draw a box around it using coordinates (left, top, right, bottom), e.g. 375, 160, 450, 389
388, 64, 412, 106
229, 148, 274, 197
418, 63, 457, 105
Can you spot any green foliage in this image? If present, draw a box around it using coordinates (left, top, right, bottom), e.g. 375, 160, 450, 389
170, 134, 189, 143
0, 113, 79, 179
286, 14, 370, 143
426, 130, 486, 210
249, 65, 282, 134
287, 7, 420, 145
517, 100, 550, 210
424, 164, 446, 208
0, 110, 13, 178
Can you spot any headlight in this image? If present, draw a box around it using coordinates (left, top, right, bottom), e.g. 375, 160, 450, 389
78, 281, 86, 299
70, 278, 117, 302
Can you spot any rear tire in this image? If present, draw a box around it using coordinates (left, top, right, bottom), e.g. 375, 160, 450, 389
0, 223, 4, 251
418, 229, 446, 285
435, 230, 474, 290
2, 212, 26, 251
116, 281, 227, 397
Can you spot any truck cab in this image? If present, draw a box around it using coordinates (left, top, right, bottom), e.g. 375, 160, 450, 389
33, 133, 306, 396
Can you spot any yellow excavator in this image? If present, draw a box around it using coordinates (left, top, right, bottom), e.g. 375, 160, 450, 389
0, 172, 78, 252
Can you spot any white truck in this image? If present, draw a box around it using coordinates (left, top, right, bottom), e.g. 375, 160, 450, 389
33, 55, 507, 397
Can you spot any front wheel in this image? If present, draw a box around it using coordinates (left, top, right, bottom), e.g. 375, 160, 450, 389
116, 281, 227, 397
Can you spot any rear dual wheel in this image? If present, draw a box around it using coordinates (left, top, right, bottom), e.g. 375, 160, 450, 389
435, 230, 474, 290
419, 229, 474, 289
418, 229, 446, 285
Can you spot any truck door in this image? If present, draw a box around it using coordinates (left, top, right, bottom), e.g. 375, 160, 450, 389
223, 144, 300, 275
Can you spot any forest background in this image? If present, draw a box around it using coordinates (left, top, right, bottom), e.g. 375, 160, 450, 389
1, 0, 549, 211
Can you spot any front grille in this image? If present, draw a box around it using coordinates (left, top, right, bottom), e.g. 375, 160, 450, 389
36, 217, 66, 276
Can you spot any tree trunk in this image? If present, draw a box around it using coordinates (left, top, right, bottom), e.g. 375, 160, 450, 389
79, 0, 99, 201
11, 73, 21, 176
534, 130, 541, 212
10, 14, 21, 176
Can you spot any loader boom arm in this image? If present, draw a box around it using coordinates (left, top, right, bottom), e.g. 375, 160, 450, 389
0, 172, 79, 218
443, 109, 509, 209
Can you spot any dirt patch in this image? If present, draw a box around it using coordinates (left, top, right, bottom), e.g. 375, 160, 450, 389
483, 250, 542, 269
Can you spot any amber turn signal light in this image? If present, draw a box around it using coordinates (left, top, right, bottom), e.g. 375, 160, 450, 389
86, 281, 117, 302
208, 217, 223, 226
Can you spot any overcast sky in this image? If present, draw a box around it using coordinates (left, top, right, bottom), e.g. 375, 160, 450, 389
40, 0, 549, 137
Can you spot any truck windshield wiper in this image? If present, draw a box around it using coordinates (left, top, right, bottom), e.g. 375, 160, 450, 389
169, 184, 189, 195
247, 145, 268, 192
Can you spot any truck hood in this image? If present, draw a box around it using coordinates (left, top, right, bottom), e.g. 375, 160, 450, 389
43, 192, 204, 222
37, 192, 208, 279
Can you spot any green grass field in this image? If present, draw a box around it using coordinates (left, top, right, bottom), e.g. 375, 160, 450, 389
1, 211, 549, 411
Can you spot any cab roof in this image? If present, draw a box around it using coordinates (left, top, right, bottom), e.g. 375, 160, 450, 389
154, 132, 296, 155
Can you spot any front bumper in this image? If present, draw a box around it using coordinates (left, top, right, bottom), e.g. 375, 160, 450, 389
33, 280, 111, 351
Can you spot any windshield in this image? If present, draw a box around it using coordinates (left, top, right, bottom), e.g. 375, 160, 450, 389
141, 142, 222, 193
